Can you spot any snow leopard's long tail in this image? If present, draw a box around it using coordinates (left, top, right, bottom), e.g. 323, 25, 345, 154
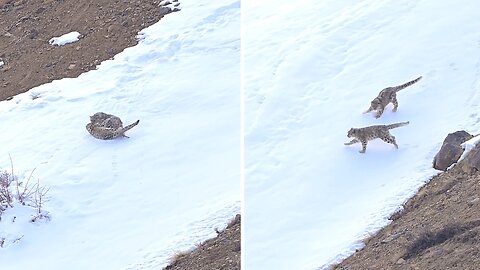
386, 121, 409, 129
115, 120, 140, 138
393, 76, 422, 92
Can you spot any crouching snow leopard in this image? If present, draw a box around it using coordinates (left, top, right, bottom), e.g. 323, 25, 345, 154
89, 112, 124, 130
344, 121, 409, 153
364, 76, 422, 118
86, 112, 140, 140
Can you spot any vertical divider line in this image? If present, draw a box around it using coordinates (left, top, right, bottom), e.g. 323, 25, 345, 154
240, 0, 246, 268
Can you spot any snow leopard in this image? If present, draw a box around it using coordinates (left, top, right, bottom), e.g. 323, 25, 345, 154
89, 112, 123, 130
344, 121, 409, 153
86, 119, 140, 140
364, 76, 422, 118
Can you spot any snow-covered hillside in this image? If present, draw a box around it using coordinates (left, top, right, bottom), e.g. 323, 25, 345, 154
244, 1, 480, 269
0, 0, 240, 269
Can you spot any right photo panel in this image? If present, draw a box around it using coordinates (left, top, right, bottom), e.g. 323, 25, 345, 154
244, 1, 480, 269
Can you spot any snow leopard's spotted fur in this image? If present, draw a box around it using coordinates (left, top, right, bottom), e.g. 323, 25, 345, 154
344, 121, 409, 153
364, 76, 422, 118
86, 112, 139, 140
89, 112, 123, 130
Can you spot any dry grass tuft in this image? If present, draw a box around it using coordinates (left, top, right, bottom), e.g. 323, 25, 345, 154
167, 250, 190, 267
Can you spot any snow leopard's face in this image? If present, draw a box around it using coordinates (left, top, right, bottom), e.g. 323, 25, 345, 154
347, 128, 356, 138
370, 98, 381, 109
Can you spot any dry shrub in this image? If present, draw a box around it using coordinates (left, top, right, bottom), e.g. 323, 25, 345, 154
404, 220, 480, 259
0, 156, 50, 224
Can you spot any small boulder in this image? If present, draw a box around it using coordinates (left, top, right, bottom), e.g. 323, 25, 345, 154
433, 130, 473, 171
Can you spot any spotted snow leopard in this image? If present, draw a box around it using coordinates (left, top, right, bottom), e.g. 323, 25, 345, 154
364, 76, 422, 118
86, 112, 139, 140
344, 121, 409, 153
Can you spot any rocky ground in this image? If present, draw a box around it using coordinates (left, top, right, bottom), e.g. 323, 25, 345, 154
164, 214, 241, 270
333, 149, 480, 269
0, 1, 240, 269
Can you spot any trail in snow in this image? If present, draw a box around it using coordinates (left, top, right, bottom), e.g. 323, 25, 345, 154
245, 0, 480, 269
0, 1, 240, 269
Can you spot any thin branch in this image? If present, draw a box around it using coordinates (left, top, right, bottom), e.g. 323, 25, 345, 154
16, 168, 37, 204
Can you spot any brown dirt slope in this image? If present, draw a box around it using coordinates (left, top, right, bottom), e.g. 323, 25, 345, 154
164, 214, 241, 270
332, 166, 480, 270
0, 0, 178, 101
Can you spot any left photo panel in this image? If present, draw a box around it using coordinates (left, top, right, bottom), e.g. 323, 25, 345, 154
0, 1, 240, 269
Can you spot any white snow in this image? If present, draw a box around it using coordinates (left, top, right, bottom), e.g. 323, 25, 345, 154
458, 135, 480, 162
160, 0, 181, 11
48, 31, 81, 46
244, 0, 480, 269
0, 0, 239, 269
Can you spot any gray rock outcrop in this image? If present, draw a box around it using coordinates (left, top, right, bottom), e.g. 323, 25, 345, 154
433, 130, 473, 171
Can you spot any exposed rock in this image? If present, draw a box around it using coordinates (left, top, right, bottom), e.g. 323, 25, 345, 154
433, 130, 473, 171
27, 29, 39, 39
457, 143, 480, 174
467, 197, 479, 206
381, 232, 402, 244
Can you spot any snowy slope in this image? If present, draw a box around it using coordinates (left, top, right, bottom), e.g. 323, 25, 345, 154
0, 1, 240, 269
244, 1, 480, 269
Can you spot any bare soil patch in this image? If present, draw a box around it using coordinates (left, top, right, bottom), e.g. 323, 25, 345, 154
164, 214, 241, 270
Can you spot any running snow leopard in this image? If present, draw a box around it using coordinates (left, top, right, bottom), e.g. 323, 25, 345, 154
364, 76, 422, 118
344, 121, 409, 153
